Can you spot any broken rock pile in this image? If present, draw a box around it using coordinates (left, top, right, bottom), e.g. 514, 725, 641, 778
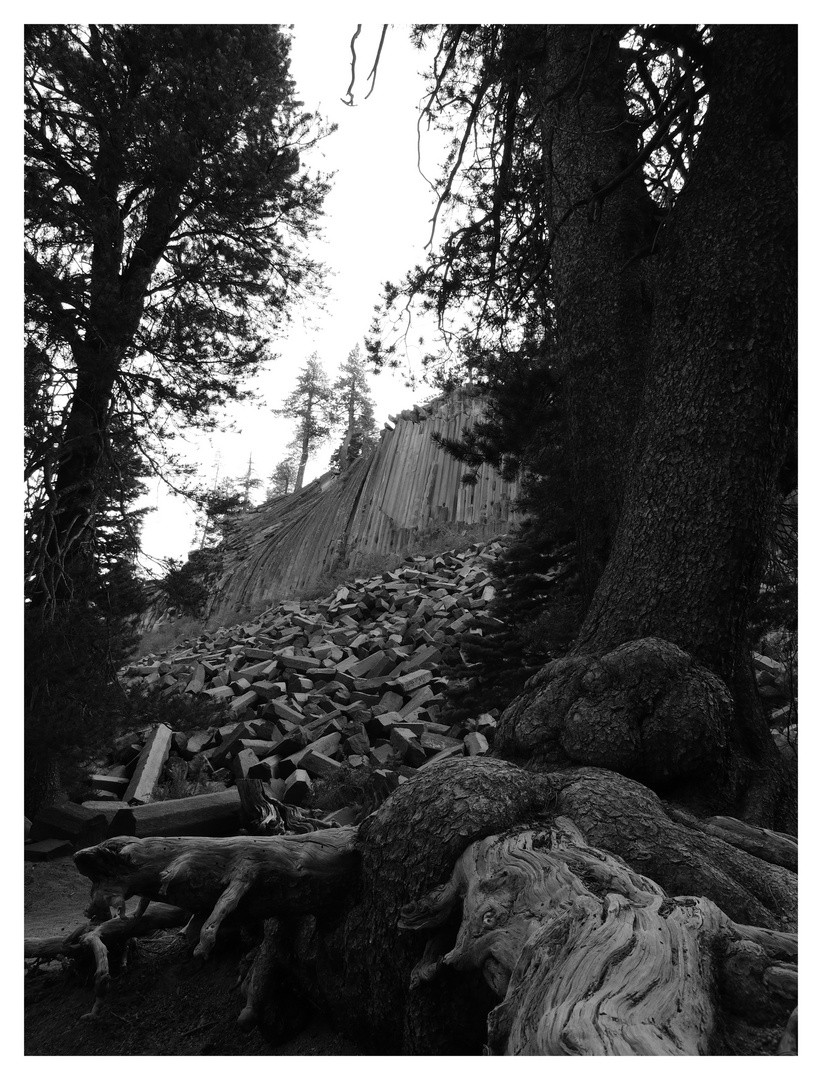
26, 540, 507, 856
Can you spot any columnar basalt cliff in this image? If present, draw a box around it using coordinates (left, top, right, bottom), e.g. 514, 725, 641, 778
207, 390, 520, 615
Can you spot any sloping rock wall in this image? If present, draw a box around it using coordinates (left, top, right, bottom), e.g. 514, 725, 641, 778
208, 390, 519, 615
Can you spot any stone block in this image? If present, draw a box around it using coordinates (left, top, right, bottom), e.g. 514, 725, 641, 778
271, 699, 305, 725
229, 689, 260, 714
284, 769, 313, 806
369, 743, 395, 767
206, 722, 252, 770
374, 690, 405, 715
301, 750, 344, 779
203, 685, 236, 701
464, 731, 489, 756
87, 774, 129, 797
391, 669, 434, 694
25, 838, 73, 861
277, 653, 318, 673
323, 805, 358, 827
247, 755, 280, 781
110, 789, 243, 838
186, 730, 215, 756
30, 802, 109, 847
232, 748, 259, 779
80, 800, 131, 825
390, 727, 427, 767
250, 680, 286, 701
420, 731, 461, 754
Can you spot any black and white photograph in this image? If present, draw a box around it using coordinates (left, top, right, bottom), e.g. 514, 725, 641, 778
23, 15, 799, 1058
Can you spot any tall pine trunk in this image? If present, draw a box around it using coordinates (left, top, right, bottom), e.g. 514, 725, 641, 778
499, 26, 796, 826
576, 24, 796, 675
294, 388, 315, 492
536, 25, 656, 601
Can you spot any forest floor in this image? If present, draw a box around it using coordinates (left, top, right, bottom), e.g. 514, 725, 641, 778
24, 856, 363, 1056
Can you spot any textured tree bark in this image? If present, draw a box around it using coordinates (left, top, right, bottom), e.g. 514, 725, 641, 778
496, 27, 797, 828
63, 758, 797, 1054
558, 26, 796, 823
574, 26, 796, 676
399, 819, 796, 1055
31, 152, 185, 603
535, 25, 656, 601
73, 827, 359, 960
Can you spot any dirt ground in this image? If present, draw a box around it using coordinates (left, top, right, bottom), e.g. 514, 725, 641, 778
24, 855, 364, 1056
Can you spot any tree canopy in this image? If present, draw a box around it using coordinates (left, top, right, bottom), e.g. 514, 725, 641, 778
368, 24, 796, 824
330, 344, 378, 470
274, 353, 335, 490
23, 25, 798, 1056
25, 24, 330, 603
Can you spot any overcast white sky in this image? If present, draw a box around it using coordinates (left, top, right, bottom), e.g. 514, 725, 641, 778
137, 24, 446, 569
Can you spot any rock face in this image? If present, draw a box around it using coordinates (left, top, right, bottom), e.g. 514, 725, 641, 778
206, 389, 520, 615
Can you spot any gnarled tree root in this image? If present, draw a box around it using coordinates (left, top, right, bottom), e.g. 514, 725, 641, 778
36, 758, 796, 1052
400, 818, 797, 1055
73, 827, 359, 961
236, 778, 334, 835
498, 638, 731, 789
665, 808, 797, 872
25, 903, 189, 1018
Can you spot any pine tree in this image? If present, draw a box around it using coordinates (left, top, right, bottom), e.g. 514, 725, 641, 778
25, 24, 329, 603
330, 344, 379, 470
372, 25, 796, 823
275, 354, 334, 490
267, 454, 299, 499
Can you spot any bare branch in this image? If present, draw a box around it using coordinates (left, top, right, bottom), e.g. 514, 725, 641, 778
341, 25, 362, 107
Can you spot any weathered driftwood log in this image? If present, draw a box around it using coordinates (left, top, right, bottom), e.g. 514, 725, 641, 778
399, 818, 798, 1055
25, 903, 189, 1018
73, 827, 359, 960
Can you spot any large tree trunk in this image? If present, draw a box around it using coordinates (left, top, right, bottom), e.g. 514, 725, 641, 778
498, 26, 797, 826
40, 343, 119, 601
55, 758, 796, 1054
535, 25, 656, 601
294, 389, 314, 492
29, 136, 182, 604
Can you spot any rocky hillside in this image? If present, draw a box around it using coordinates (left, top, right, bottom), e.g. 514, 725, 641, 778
26, 531, 796, 855
204, 389, 520, 617
26, 538, 510, 853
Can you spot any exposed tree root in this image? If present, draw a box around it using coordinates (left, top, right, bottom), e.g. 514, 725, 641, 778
36, 757, 797, 1053
498, 639, 731, 788
73, 827, 359, 960
25, 903, 189, 1018
551, 767, 796, 929
236, 778, 334, 835
399, 818, 796, 1055
665, 807, 797, 872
